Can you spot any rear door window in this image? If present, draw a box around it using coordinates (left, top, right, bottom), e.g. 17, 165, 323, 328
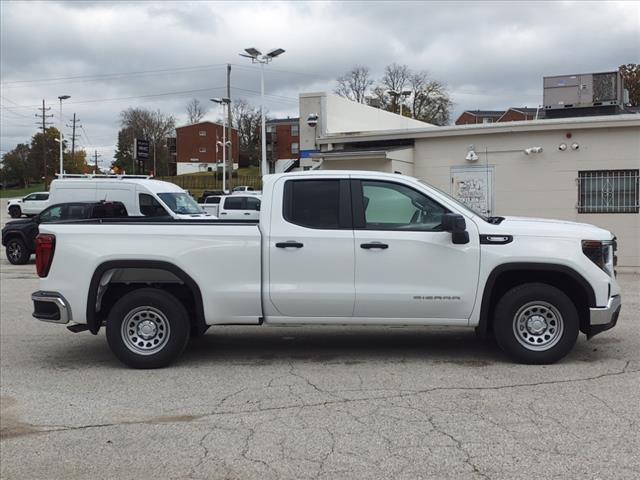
283, 179, 350, 229
223, 196, 245, 210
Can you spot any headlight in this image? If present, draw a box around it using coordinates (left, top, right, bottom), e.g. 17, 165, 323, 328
582, 240, 615, 277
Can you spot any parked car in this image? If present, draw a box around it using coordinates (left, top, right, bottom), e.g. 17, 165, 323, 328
199, 194, 261, 219
198, 190, 225, 203
231, 185, 261, 195
199, 195, 222, 216
2, 201, 127, 265
7, 192, 50, 218
32, 171, 621, 368
47, 175, 209, 219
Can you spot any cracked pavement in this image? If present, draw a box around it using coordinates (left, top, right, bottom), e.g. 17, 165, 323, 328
1, 205, 639, 479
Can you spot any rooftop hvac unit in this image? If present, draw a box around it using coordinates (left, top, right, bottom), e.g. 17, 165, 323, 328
543, 71, 624, 111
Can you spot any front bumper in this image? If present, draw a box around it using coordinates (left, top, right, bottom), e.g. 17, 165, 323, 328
587, 295, 621, 338
32, 291, 72, 324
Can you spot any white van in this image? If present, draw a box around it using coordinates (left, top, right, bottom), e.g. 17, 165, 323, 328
48, 175, 210, 219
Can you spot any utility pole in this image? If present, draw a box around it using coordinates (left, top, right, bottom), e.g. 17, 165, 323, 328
66, 113, 81, 163
93, 150, 102, 174
35, 99, 53, 188
227, 63, 233, 190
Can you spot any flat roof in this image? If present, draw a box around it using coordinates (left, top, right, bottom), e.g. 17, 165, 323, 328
318, 113, 640, 144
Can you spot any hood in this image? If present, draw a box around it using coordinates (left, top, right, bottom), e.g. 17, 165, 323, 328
7, 198, 23, 205
484, 216, 613, 240
173, 213, 212, 220
3, 218, 34, 229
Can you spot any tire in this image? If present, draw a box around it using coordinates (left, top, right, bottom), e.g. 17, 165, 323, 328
493, 283, 579, 364
5, 238, 30, 265
9, 206, 21, 218
106, 288, 190, 369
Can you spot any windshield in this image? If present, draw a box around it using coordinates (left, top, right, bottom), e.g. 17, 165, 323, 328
417, 180, 489, 222
157, 192, 205, 215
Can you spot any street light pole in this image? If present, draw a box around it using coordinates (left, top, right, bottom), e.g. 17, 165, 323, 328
211, 97, 231, 193
239, 47, 285, 177
387, 90, 412, 117
260, 61, 266, 177
57, 95, 70, 175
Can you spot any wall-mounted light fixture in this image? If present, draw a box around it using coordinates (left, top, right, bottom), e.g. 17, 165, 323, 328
465, 145, 479, 162
524, 147, 544, 155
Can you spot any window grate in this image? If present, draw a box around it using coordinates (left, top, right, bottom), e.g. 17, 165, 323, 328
577, 169, 639, 214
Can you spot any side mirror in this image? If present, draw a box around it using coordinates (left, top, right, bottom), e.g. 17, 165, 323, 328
441, 213, 469, 245
255, 203, 261, 211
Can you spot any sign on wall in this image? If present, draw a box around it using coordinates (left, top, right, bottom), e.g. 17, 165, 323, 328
450, 166, 495, 216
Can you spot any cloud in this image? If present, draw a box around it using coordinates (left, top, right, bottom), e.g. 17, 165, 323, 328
1, 0, 638, 163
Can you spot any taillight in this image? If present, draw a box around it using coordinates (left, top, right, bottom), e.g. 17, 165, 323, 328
35, 234, 55, 278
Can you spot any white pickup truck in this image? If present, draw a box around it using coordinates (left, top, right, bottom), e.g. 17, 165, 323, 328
199, 194, 261, 219
31, 171, 621, 368
7, 192, 50, 218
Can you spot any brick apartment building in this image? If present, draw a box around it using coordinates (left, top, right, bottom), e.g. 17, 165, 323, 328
266, 118, 299, 170
455, 107, 543, 125
455, 110, 504, 125
174, 121, 240, 175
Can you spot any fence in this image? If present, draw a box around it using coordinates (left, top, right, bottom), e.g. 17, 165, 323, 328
157, 175, 263, 193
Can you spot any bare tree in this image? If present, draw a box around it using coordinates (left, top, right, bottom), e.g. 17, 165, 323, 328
334, 66, 374, 103
119, 108, 176, 174
232, 99, 263, 167
410, 71, 453, 125
186, 98, 205, 124
370, 63, 412, 113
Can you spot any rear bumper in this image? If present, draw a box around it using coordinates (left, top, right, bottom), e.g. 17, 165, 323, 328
587, 295, 621, 338
32, 291, 72, 324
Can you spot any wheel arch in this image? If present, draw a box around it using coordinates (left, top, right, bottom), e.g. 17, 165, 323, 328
478, 263, 596, 337
86, 260, 207, 336
2, 231, 28, 247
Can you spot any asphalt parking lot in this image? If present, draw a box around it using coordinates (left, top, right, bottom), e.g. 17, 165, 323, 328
1, 199, 639, 479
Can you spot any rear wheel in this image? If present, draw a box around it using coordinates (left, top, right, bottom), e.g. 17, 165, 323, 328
106, 288, 190, 368
6, 238, 30, 265
493, 283, 579, 364
9, 206, 21, 218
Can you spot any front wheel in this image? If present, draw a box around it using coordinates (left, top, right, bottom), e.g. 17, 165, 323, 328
9, 206, 21, 218
493, 283, 579, 364
106, 288, 190, 368
6, 238, 30, 265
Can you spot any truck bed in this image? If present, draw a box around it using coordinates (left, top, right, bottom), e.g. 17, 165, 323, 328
38, 220, 263, 326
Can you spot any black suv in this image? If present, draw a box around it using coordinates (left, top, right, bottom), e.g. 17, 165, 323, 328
2, 201, 128, 265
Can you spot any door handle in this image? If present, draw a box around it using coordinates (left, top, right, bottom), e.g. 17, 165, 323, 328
244, 212, 251, 215
275, 241, 304, 249
360, 242, 389, 250
220, 212, 227, 215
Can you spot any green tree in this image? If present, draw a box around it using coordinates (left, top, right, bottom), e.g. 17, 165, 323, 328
113, 127, 135, 173
65, 149, 90, 174
1, 144, 34, 187
619, 63, 640, 106
28, 126, 62, 183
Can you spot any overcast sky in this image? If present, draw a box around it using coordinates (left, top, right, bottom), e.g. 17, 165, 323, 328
1, 0, 638, 168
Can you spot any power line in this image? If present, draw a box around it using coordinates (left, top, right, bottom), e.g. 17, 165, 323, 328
2, 63, 229, 86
